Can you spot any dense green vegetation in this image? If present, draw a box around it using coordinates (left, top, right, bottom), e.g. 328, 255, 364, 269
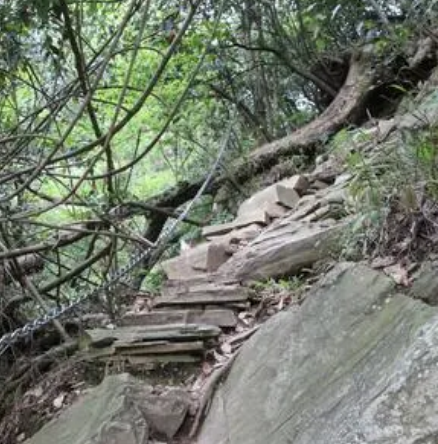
0, 0, 437, 337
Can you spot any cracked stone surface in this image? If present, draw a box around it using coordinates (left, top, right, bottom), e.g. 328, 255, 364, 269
197, 263, 438, 444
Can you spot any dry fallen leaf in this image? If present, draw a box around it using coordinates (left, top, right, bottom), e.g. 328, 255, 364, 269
202, 361, 213, 376
383, 263, 411, 287
53, 393, 65, 409
220, 342, 232, 355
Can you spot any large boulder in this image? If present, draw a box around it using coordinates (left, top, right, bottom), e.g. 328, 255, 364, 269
25, 373, 190, 444
198, 263, 438, 444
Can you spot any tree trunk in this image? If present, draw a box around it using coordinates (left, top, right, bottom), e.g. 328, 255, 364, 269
242, 47, 377, 169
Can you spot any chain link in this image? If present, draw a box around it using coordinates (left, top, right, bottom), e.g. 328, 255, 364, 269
0, 119, 232, 357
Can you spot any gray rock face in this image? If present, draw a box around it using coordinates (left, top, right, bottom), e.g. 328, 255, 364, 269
25, 373, 190, 444
197, 264, 438, 444
409, 261, 438, 306
218, 219, 344, 281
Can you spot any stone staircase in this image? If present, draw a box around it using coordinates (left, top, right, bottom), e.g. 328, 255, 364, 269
82, 154, 350, 367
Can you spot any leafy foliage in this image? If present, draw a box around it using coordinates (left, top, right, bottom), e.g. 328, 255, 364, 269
341, 120, 438, 261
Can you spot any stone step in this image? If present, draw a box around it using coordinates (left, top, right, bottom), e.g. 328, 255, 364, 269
153, 284, 249, 308
121, 308, 237, 328
115, 340, 205, 355
202, 209, 270, 238
161, 282, 243, 298
84, 323, 221, 348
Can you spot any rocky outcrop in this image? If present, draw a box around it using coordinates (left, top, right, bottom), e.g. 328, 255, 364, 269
160, 174, 343, 284
216, 181, 349, 281
24, 373, 190, 444
108, 175, 350, 367
217, 218, 344, 281
197, 263, 438, 444
81, 169, 350, 367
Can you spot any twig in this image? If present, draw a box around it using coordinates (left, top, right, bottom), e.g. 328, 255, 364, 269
0, 230, 71, 342
0, 341, 78, 406
228, 324, 260, 349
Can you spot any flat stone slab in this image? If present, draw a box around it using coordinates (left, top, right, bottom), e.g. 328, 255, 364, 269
154, 283, 249, 307
115, 340, 204, 355
162, 281, 243, 298
198, 264, 438, 444
202, 210, 270, 238
309, 179, 330, 190
84, 323, 221, 348
218, 219, 345, 281
122, 308, 237, 328
237, 176, 306, 217
205, 223, 264, 252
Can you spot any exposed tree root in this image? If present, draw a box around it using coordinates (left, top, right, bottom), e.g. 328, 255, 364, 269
189, 351, 238, 438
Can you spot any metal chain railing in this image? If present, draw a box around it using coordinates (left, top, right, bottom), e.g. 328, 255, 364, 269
0, 115, 234, 357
